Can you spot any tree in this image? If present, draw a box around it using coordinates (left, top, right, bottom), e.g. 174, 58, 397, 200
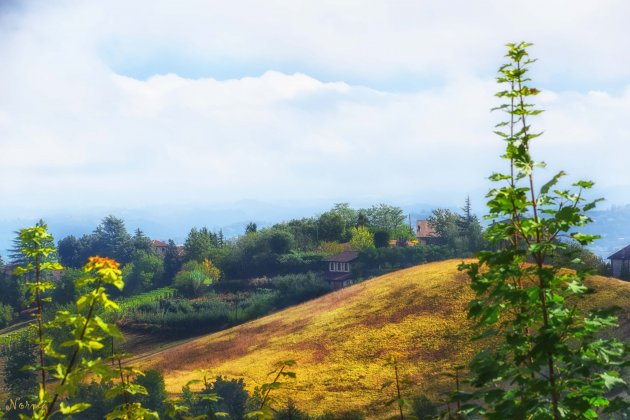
246, 222, 258, 234
429, 201, 485, 257
266, 229, 294, 254
276, 218, 319, 251
50, 267, 84, 305
348, 226, 375, 251
428, 209, 462, 249
332, 203, 358, 228
57, 235, 82, 268
459, 42, 628, 418
0, 255, 22, 309
366, 204, 406, 235
125, 250, 165, 294
163, 239, 183, 283
131, 228, 153, 255
184, 227, 221, 262
373, 230, 390, 248
92, 215, 133, 263
457, 196, 485, 254
9, 219, 56, 265
356, 209, 369, 228
317, 211, 347, 243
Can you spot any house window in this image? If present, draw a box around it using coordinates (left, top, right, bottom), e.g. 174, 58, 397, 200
343, 263, 350, 272
336, 262, 342, 271
329, 262, 335, 272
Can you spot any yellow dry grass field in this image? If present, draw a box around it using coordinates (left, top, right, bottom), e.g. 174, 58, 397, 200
138, 260, 630, 417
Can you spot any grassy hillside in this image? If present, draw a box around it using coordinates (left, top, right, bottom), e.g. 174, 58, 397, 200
138, 260, 630, 417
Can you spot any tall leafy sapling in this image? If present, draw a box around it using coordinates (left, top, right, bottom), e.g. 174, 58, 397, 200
459, 42, 628, 418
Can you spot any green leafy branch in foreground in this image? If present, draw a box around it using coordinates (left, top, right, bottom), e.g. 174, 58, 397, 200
381, 356, 413, 420
14, 227, 62, 404
14, 225, 155, 419
459, 42, 629, 419
246, 360, 296, 420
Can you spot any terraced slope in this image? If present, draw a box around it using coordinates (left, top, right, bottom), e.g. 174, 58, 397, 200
139, 260, 630, 417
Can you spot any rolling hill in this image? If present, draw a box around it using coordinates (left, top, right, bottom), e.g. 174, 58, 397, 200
137, 260, 630, 417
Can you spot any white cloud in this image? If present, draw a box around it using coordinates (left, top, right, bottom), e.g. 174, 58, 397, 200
1, 0, 630, 219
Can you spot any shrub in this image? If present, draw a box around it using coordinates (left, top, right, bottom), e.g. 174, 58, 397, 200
67, 381, 115, 420
209, 376, 249, 419
373, 230, 390, 248
242, 291, 278, 321
133, 370, 167, 414
271, 272, 330, 307
0, 302, 14, 329
274, 398, 309, 420
276, 251, 326, 275
411, 395, 438, 419
122, 297, 231, 332
2, 333, 37, 398
173, 260, 220, 298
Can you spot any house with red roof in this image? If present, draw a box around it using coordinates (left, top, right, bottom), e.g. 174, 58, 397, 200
415, 220, 440, 245
151, 240, 169, 256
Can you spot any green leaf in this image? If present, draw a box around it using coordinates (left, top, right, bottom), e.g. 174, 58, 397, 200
59, 402, 91, 414
540, 171, 566, 194
599, 372, 626, 390
94, 316, 124, 339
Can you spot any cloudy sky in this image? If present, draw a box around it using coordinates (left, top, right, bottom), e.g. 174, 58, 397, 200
1, 0, 630, 226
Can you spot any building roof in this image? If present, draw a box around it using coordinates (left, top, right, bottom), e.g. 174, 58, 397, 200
152, 240, 168, 247
608, 244, 630, 260
323, 250, 359, 263
416, 220, 437, 238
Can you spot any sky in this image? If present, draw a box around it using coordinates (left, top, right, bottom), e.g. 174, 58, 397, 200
1, 0, 630, 241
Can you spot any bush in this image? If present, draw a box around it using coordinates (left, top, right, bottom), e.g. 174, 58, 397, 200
2, 334, 37, 398
271, 272, 330, 307
210, 376, 249, 419
0, 302, 14, 329
173, 260, 220, 298
67, 381, 115, 420
411, 395, 438, 419
373, 230, 390, 248
51, 267, 84, 305
275, 398, 309, 419
241, 291, 278, 320
122, 297, 231, 332
134, 370, 167, 414
276, 251, 326, 275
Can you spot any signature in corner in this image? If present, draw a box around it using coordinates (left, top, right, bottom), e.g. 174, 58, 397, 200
4, 397, 35, 412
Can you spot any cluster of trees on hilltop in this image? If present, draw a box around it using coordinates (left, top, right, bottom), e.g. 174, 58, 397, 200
0, 199, 610, 336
